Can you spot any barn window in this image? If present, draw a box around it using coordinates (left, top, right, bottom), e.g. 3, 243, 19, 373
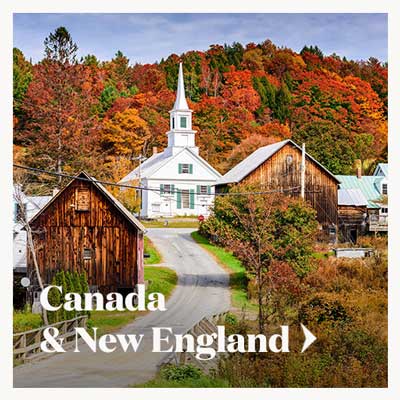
285, 154, 294, 174
76, 188, 90, 211
83, 248, 92, 260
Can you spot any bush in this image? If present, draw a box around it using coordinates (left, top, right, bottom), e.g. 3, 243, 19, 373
160, 364, 202, 381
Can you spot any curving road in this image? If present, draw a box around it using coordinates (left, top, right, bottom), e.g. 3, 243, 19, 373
13, 228, 230, 388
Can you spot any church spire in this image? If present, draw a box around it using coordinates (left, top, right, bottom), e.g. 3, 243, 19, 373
166, 62, 198, 156
173, 62, 189, 110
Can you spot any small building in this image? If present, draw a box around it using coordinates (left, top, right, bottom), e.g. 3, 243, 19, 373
337, 188, 368, 243
215, 139, 340, 233
119, 63, 221, 219
336, 163, 388, 234
27, 172, 146, 295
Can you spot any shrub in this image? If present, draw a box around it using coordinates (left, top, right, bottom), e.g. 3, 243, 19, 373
160, 364, 203, 381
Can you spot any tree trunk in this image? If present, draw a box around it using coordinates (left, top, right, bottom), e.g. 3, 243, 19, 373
26, 224, 49, 326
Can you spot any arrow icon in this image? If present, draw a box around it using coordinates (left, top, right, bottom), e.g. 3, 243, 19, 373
300, 324, 317, 352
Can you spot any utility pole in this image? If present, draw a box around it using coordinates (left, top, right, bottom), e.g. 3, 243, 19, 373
132, 154, 147, 220
301, 143, 306, 199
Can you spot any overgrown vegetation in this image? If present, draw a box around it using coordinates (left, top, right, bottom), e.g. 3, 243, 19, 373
213, 236, 387, 387
135, 364, 231, 388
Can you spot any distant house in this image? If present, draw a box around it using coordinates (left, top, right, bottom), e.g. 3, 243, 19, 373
119, 63, 221, 219
336, 163, 388, 235
215, 139, 340, 233
27, 172, 145, 295
13, 187, 52, 274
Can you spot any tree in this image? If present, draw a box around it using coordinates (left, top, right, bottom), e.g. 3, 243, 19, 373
353, 133, 375, 173
44, 26, 78, 64
300, 45, 324, 60
15, 27, 102, 188
200, 186, 317, 332
293, 120, 356, 174
13, 48, 32, 117
102, 108, 150, 157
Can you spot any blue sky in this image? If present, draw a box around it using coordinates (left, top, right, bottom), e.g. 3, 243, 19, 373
13, 13, 387, 64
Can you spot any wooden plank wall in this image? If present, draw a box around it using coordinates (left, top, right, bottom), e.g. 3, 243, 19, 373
28, 179, 140, 294
240, 143, 338, 227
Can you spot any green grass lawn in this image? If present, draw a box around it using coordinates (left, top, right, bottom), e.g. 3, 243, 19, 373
142, 218, 199, 229
191, 231, 257, 312
144, 236, 162, 264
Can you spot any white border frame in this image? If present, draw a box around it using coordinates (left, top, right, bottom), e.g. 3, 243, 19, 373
1, 1, 398, 399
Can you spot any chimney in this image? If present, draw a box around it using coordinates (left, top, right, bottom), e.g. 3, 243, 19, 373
152, 146, 158, 155
356, 159, 362, 179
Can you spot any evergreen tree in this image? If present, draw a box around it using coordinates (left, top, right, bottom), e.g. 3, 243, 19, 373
80, 271, 90, 317
47, 276, 62, 324
44, 26, 78, 64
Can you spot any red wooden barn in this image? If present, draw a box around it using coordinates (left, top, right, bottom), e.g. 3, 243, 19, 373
28, 172, 145, 295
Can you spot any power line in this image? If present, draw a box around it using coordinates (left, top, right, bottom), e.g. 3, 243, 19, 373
13, 164, 302, 198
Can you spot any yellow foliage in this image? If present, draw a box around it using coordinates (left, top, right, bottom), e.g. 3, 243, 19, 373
102, 108, 150, 156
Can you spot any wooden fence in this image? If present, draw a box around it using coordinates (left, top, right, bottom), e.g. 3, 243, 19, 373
160, 311, 228, 373
13, 315, 88, 361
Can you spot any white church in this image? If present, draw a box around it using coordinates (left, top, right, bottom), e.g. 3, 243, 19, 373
119, 63, 221, 218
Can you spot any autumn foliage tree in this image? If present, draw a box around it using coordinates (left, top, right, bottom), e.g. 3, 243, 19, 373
14, 27, 103, 188
14, 27, 387, 192
200, 185, 318, 332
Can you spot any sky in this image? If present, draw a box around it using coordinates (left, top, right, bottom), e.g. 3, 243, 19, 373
13, 13, 387, 64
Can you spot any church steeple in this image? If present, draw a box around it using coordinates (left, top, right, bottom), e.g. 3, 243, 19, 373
173, 62, 189, 110
166, 62, 198, 155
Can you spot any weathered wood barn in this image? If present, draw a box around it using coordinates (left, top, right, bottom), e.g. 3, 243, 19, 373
28, 172, 145, 295
215, 139, 340, 233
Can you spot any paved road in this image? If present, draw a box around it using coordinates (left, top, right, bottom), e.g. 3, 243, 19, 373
14, 228, 230, 388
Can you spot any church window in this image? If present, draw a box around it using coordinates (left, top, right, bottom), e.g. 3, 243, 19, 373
180, 116, 187, 128
199, 185, 208, 195
179, 163, 193, 174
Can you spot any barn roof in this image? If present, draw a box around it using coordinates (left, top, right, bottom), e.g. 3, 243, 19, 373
338, 188, 368, 206
216, 139, 340, 186
29, 171, 146, 232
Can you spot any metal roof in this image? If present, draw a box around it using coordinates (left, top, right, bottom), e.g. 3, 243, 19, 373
373, 163, 388, 177
216, 139, 340, 186
336, 175, 382, 208
338, 188, 368, 206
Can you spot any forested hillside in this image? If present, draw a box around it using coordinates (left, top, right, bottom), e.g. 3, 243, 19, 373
13, 27, 387, 192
